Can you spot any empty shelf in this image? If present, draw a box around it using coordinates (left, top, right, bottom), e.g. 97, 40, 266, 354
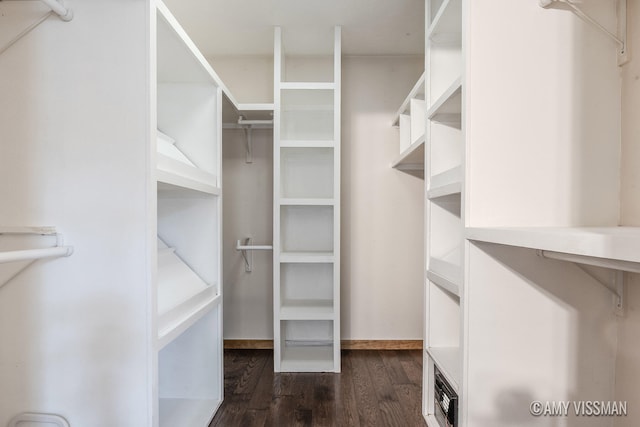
280, 252, 335, 263
392, 72, 426, 126
280, 345, 335, 372
429, 246, 463, 287
157, 154, 219, 195
427, 78, 462, 122
427, 269, 460, 297
280, 140, 335, 148
428, 165, 462, 199
157, 246, 220, 348
280, 198, 335, 206
280, 299, 334, 320
281, 82, 336, 90
391, 136, 425, 172
426, 346, 461, 392
466, 227, 640, 264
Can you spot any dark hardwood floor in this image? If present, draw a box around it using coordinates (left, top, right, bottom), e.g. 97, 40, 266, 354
210, 349, 427, 427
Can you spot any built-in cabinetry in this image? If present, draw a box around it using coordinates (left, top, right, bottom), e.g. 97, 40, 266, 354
273, 26, 342, 372
0, 1, 229, 425
420, 0, 640, 425
422, 0, 463, 424
155, 3, 223, 424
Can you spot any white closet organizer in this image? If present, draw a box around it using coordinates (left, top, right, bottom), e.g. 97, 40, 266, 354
273, 26, 341, 372
155, 2, 224, 425
420, 0, 638, 425
0, 0, 234, 425
423, 0, 463, 424
391, 72, 426, 176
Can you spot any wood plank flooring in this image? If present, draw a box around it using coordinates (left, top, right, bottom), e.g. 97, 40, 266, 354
209, 349, 427, 427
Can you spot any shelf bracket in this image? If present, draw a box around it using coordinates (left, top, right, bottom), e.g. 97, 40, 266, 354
236, 238, 273, 272
539, 0, 628, 65
537, 250, 631, 315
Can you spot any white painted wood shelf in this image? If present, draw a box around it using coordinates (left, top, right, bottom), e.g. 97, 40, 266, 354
280, 300, 334, 320
466, 227, 640, 264
279, 140, 335, 148
280, 345, 335, 372
280, 198, 335, 206
427, 269, 460, 297
427, 78, 462, 122
426, 346, 461, 392
427, 165, 461, 199
391, 136, 425, 172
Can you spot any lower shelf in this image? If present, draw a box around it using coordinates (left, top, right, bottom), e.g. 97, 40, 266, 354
426, 346, 461, 393
159, 398, 221, 427
280, 344, 335, 372
280, 299, 334, 320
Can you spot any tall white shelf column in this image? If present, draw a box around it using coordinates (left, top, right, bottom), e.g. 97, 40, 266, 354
422, 0, 464, 424
273, 26, 342, 373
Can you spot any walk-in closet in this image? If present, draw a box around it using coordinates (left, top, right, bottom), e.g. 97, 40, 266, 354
1, 0, 639, 426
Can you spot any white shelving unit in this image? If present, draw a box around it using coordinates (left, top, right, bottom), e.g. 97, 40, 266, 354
0, 1, 232, 425
273, 26, 341, 373
392, 73, 426, 176
423, 0, 463, 425
155, 3, 224, 424
420, 0, 636, 425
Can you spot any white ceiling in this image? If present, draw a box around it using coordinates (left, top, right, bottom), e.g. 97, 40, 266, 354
162, 0, 425, 57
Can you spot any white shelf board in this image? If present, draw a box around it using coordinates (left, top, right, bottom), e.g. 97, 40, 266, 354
280, 299, 334, 320
158, 291, 221, 350
428, 253, 462, 288
427, 269, 460, 297
427, 77, 462, 120
280, 345, 335, 372
466, 226, 640, 264
427, 0, 462, 41
280, 198, 335, 206
280, 252, 335, 263
392, 135, 425, 171
392, 72, 426, 126
159, 397, 221, 427
280, 140, 335, 148
280, 82, 336, 90
156, 1, 229, 95
427, 165, 462, 199
426, 346, 461, 393
157, 154, 219, 195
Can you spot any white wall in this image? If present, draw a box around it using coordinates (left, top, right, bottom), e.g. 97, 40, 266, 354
212, 55, 424, 341
615, 0, 640, 424
341, 56, 424, 340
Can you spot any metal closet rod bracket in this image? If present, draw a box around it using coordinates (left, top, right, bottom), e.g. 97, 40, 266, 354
536, 249, 636, 316
539, 0, 628, 65
236, 238, 273, 272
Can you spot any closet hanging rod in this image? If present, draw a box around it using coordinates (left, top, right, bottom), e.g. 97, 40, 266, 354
537, 249, 640, 274
236, 240, 273, 251
0, 246, 73, 264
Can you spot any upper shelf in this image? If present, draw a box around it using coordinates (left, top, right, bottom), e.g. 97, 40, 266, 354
392, 72, 426, 126
156, 132, 219, 196
466, 227, 640, 264
392, 136, 425, 174
157, 1, 227, 90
